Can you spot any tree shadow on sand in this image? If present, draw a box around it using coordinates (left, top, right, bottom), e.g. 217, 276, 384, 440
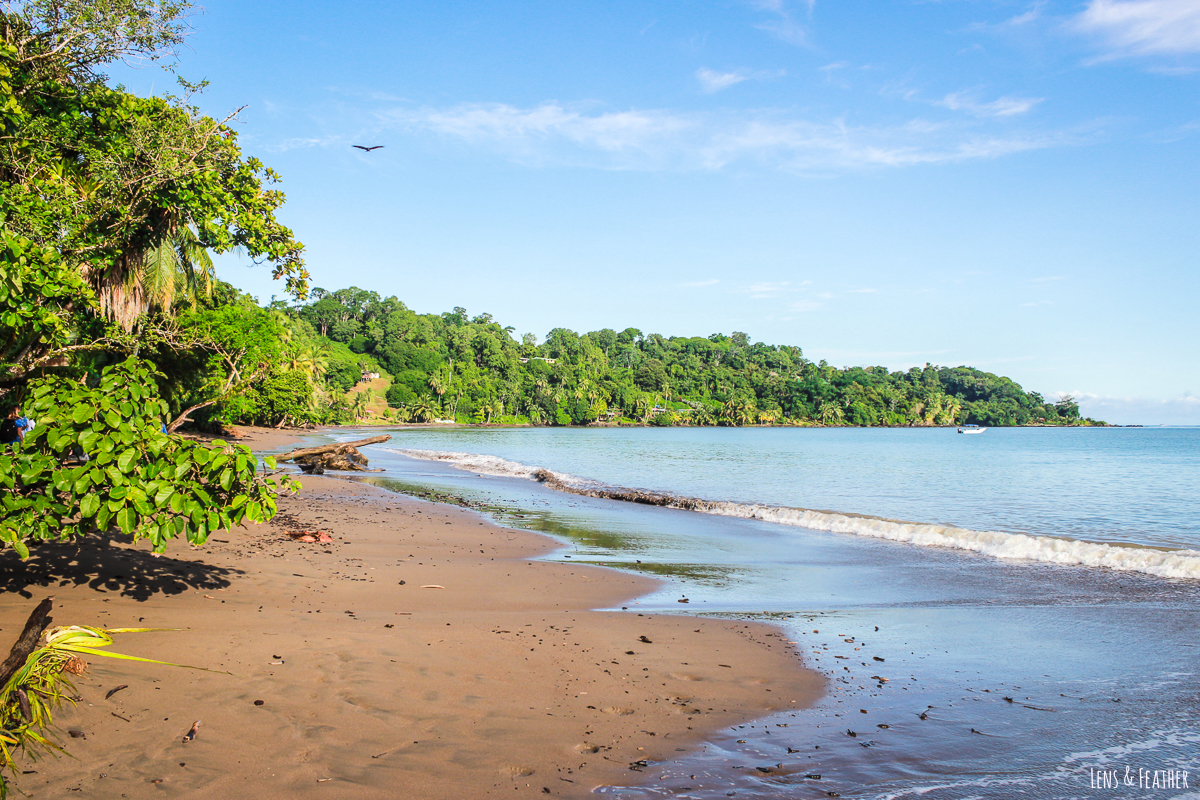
0, 537, 243, 602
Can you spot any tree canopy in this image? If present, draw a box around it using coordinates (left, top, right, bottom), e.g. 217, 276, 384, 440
186, 284, 1101, 429
0, 0, 303, 559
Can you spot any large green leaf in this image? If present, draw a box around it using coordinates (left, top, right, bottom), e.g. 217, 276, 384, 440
116, 448, 137, 473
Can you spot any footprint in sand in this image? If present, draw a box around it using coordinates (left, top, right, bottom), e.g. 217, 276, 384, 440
574, 743, 600, 754
670, 672, 703, 682
499, 765, 535, 777
602, 706, 635, 716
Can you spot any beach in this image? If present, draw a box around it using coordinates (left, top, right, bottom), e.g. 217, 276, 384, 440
0, 427, 822, 799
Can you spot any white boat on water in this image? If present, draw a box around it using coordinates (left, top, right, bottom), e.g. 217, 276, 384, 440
957, 424, 986, 434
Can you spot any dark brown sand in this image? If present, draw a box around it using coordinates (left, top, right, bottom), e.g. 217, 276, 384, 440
0, 428, 822, 798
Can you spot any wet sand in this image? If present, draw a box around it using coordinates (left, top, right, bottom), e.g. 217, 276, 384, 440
0, 428, 822, 798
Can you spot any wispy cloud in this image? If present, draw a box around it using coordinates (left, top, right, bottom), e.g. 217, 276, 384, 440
1063, 392, 1200, 425
697, 68, 748, 93
695, 67, 785, 93
936, 91, 1044, 118
743, 281, 794, 298
1074, 0, 1200, 59
750, 0, 812, 47
372, 101, 1077, 173
270, 134, 345, 152
966, 3, 1047, 32
683, 278, 720, 287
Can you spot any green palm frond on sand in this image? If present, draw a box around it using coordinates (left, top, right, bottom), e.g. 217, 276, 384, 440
0, 603, 227, 797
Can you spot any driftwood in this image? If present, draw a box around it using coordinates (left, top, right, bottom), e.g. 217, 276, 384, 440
296, 446, 371, 474
275, 435, 391, 463
0, 597, 53, 689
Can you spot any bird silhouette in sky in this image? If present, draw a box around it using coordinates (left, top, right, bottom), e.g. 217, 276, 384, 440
353, 145, 384, 151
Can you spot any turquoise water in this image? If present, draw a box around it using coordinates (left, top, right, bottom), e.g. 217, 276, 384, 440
308, 426, 1200, 799
376, 426, 1200, 577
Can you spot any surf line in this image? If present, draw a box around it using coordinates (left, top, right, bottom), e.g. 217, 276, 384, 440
528, 470, 1200, 582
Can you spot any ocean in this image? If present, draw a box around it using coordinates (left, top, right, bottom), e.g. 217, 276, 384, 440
309, 425, 1200, 799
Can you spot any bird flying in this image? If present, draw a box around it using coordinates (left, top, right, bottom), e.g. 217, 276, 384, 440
353, 145, 384, 151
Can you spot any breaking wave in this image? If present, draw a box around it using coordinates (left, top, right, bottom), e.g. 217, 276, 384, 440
381, 447, 1200, 581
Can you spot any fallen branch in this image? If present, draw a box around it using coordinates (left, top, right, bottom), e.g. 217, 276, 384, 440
275, 435, 391, 462
0, 597, 53, 689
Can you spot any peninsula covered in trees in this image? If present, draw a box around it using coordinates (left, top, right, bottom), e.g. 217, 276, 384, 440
173, 284, 1101, 429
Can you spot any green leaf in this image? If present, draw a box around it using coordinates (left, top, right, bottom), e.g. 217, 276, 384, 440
80, 494, 100, 519
264, 456, 276, 469
117, 448, 137, 473
13, 539, 29, 559
219, 468, 233, 491
115, 507, 136, 535
71, 405, 93, 424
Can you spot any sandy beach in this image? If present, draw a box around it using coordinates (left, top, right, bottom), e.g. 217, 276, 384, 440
0, 428, 822, 799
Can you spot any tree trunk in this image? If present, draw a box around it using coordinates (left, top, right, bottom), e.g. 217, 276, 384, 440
0, 597, 53, 689
275, 435, 391, 462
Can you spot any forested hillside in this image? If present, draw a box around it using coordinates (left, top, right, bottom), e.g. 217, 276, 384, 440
180, 284, 1101, 428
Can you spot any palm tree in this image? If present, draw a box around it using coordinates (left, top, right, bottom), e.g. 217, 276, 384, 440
720, 397, 755, 426
89, 217, 219, 330
350, 391, 370, 421
137, 225, 217, 314
406, 396, 437, 423
428, 368, 449, 408
758, 407, 781, 425
818, 402, 844, 425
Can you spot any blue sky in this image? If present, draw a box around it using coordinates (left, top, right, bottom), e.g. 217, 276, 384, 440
111, 1, 1200, 423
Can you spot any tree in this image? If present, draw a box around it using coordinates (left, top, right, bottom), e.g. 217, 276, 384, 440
1, 0, 307, 560
0, 358, 294, 556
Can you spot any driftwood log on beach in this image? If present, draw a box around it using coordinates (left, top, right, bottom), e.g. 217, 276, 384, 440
0, 598, 53, 689
275, 435, 391, 463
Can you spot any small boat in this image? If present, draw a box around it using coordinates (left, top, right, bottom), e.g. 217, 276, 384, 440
957, 424, 986, 434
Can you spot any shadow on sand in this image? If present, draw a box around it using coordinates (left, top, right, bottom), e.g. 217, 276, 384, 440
0, 536, 243, 602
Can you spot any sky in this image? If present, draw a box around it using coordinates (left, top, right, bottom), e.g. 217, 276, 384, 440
108, 0, 1200, 424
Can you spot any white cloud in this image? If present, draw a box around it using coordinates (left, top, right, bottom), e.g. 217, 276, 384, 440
683, 279, 720, 287
744, 281, 793, 298
1075, 0, 1200, 58
378, 102, 1075, 173
751, 0, 812, 47
1062, 392, 1200, 425
696, 67, 785, 93
697, 68, 749, 93
937, 92, 1044, 118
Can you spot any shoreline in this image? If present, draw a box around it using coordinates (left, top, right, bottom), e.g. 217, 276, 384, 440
0, 426, 823, 799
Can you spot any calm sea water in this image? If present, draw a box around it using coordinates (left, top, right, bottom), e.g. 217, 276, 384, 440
297, 426, 1200, 799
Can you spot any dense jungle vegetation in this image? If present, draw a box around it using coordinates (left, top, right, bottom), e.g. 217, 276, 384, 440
186, 285, 1102, 429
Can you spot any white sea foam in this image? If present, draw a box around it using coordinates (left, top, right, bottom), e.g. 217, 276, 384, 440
379, 447, 1200, 581
378, 447, 589, 487
698, 502, 1200, 580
